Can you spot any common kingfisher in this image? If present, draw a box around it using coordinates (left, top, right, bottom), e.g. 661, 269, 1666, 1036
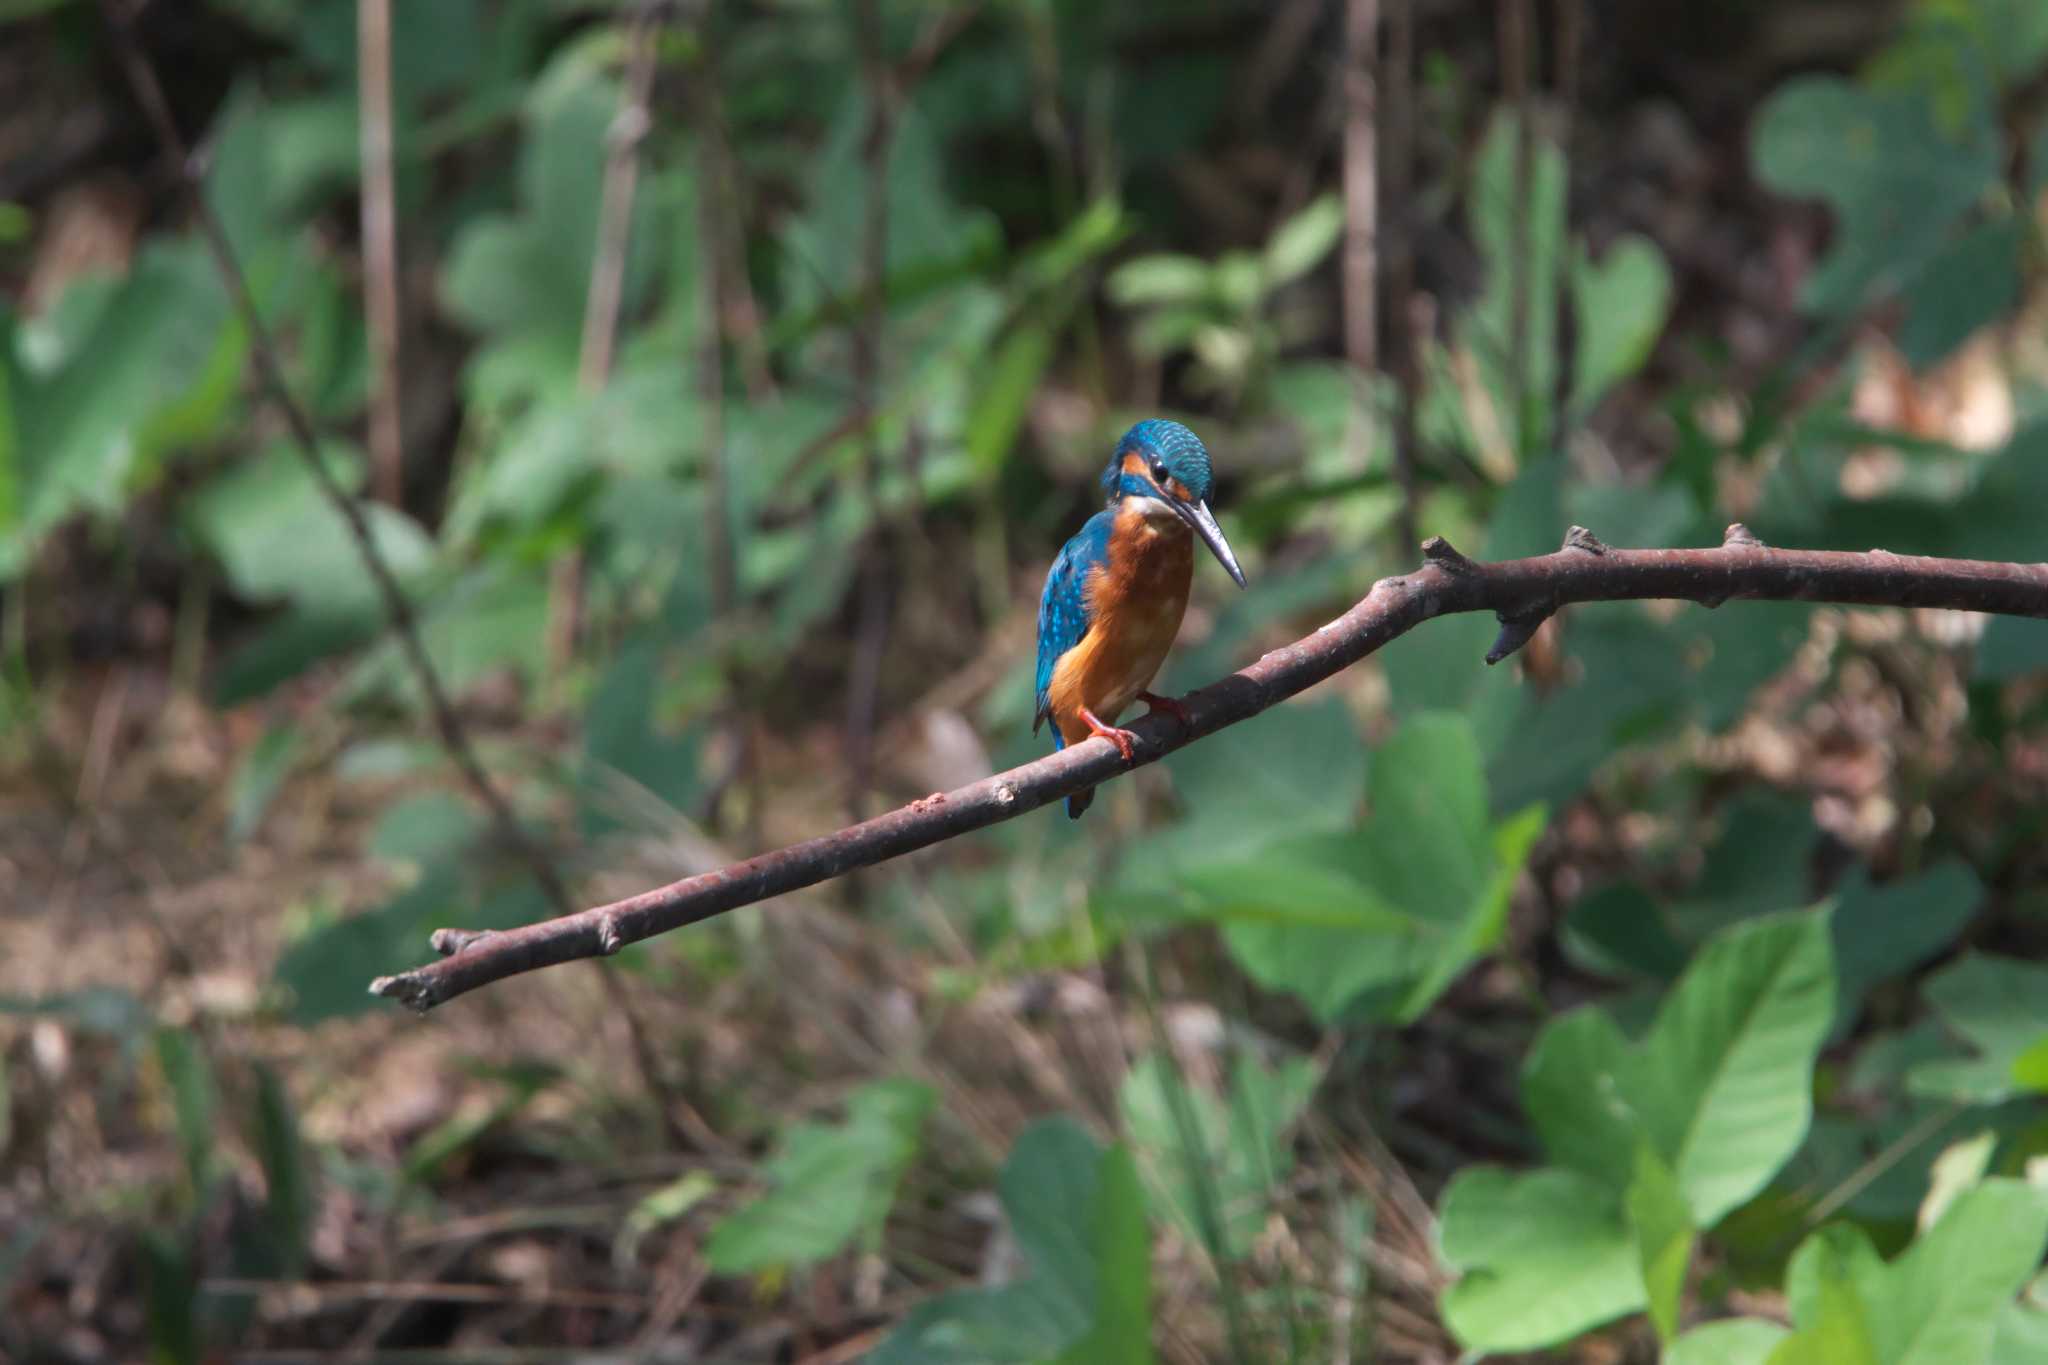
1034, 419, 1247, 818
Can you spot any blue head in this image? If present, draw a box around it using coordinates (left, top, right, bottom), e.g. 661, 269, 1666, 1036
1100, 419, 1246, 588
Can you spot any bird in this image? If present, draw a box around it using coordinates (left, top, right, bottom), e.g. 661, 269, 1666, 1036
1034, 418, 1247, 818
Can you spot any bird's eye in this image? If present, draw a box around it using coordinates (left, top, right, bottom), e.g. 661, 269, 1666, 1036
1148, 459, 1168, 483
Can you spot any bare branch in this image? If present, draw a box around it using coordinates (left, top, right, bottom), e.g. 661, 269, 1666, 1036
101, 2, 573, 911
371, 532, 2048, 1010
357, 0, 402, 505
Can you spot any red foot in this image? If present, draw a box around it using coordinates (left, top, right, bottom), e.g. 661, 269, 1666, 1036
1137, 689, 1193, 729
1080, 706, 1139, 762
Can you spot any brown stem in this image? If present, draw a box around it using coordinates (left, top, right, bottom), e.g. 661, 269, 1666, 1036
372, 525, 2048, 1010
100, 1, 573, 912
1342, 0, 1379, 376
550, 5, 665, 672
357, 0, 403, 505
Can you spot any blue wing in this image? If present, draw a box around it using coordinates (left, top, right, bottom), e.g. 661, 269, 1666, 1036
1034, 510, 1114, 747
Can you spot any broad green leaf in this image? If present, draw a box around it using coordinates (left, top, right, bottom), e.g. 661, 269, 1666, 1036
1569, 234, 1672, 415
1773, 1223, 1884, 1365
1438, 1166, 1642, 1351
1056, 1144, 1154, 1365
275, 865, 466, 1024
1752, 76, 1997, 316
777, 89, 1000, 320
1994, 1273, 2048, 1365
1829, 862, 1981, 1038
1528, 911, 1834, 1226
1262, 193, 1343, 287
1897, 217, 2021, 368
1907, 955, 2048, 1103
368, 794, 481, 867
1181, 713, 1543, 1022
706, 1079, 934, 1274
1671, 1319, 1792, 1365
1636, 910, 1836, 1224
442, 63, 662, 359
1628, 1140, 1693, 1344
4, 243, 239, 576
186, 442, 433, 623
1879, 1180, 2048, 1364
1524, 1004, 1641, 1184
1769, 1182, 2048, 1365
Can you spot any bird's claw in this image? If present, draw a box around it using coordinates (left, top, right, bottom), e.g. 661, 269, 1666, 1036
1080, 706, 1139, 762
1137, 690, 1193, 729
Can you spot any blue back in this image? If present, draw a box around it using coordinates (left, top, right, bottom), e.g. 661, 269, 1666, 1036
1033, 507, 1115, 746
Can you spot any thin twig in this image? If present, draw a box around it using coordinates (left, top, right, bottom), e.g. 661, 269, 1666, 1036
844, 0, 895, 822
1500, 0, 1535, 456
101, 1, 572, 911
1386, 0, 1420, 549
357, 0, 402, 506
550, 4, 665, 672
1342, 0, 1379, 376
373, 524, 2048, 1009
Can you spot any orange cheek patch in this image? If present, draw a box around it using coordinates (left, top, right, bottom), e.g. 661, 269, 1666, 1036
1121, 452, 1149, 481
1163, 477, 1192, 503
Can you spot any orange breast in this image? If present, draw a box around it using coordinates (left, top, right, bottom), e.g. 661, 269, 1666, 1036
1046, 504, 1193, 746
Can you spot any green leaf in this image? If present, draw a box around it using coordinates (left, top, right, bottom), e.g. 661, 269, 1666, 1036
442, 64, 664, 360
1829, 862, 1981, 1038
1768, 1181, 2048, 1365
186, 441, 433, 623
1569, 234, 1672, 415
1526, 911, 1834, 1226
1671, 1319, 1793, 1365
706, 1079, 934, 1274
3, 243, 239, 576
154, 1028, 218, 1198
228, 723, 301, 843
1262, 193, 1343, 288
1752, 75, 1998, 316
368, 794, 481, 867
1438, 1166, 1643, 1351
1907, 955, 2048, 1103
1192, 713, 1542, 1022
1773, 1223, 1884, 1365
872, 1119, 1155, 1365
965, 322, 1055, 476
275, 865, 466, 1025
1628, 1140, 1694, 1343
1057, 1143, 1154, 1365
1897, 216, 2021, 369
1108, 254, 1211, 307
251, 1064, 311, 1276
143, 1230, 199, 1365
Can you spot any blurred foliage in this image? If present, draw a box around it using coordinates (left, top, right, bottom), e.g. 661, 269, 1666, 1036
6, 0, 2048, 1361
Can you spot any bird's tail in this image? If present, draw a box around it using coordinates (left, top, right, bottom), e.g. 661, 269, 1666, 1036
1066, 786, 1096, 819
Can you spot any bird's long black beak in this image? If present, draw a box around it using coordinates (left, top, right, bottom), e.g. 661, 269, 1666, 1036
1176, 497, 1248, 588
